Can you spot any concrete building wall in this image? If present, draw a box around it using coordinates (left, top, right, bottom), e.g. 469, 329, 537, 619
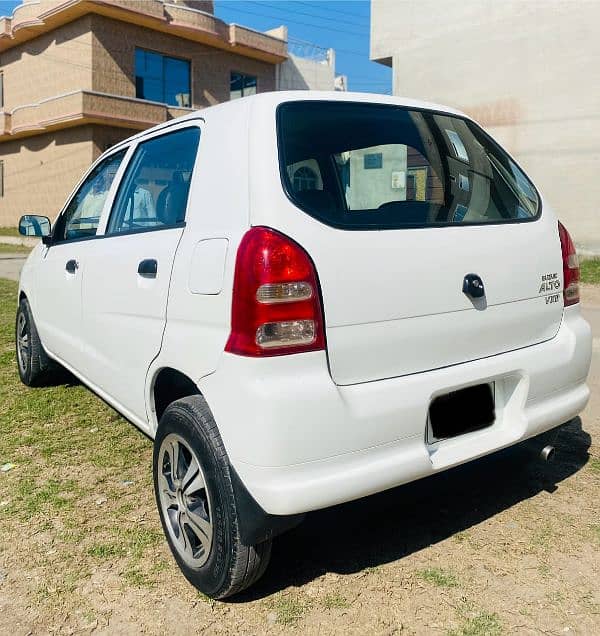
343, 146, 407, 210
91, 125, 136, 160
370, 0, 600, 253
0, 126, 95, 226
0, 16, 93, 112
278, 52, 335, 91
90, 15, 276, 108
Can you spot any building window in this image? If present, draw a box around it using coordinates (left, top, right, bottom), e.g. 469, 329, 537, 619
0, 72, 3, 110
293, 166, 318, 192
230, 72, 257, 100
363, 153, 383, 170
135, 48, 191, 108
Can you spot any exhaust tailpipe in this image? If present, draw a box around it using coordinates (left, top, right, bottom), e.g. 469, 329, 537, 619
540, 445, 555, 462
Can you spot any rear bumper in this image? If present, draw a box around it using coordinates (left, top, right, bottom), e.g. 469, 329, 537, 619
199, 305, 592, 516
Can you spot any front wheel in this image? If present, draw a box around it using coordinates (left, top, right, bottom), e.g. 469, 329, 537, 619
153, 396, 271, 599
15, 297, 61, 387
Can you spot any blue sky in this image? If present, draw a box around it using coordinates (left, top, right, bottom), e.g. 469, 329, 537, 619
216, 1, 390, 93
0, 0, 391, 93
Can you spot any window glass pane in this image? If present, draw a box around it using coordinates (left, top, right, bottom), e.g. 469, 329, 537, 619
230, 73, 243, 100
58, 150, 126, 242
278, 102, 540, 230
135, 49, 163, 103
287, 159, 323, 192
243, 74, 257, 96
138, 76, 163, 103
164, 57, 190, 107
0, 73, 3, 110
135, 48, 190, 107
107, 127, 200, 235
144, 50, 163, 80
230, 72, 256, 99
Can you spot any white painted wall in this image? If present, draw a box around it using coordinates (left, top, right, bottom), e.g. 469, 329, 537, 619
370, 0, 600, 253
278, 52, 337, 91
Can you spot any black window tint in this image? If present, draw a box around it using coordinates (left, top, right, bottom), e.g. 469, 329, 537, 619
277, 102, 540, 230
106, 127, 200, 235
55, 150, 126, 242
135, 48, 191, 108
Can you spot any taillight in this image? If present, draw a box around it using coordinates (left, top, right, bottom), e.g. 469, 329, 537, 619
558, 221, 580, 306
225, 227, 326, 356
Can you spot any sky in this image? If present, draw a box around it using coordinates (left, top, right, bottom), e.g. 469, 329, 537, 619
0, 0, 391, 94
216, 1, 391, 93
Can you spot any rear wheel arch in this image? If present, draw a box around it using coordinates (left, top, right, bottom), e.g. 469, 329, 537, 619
152, 367, 201, 427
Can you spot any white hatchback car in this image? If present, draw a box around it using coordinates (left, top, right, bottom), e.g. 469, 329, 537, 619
16, 92, 592, 598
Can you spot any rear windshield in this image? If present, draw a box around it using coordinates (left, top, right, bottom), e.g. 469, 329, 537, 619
277, 101, 540, 230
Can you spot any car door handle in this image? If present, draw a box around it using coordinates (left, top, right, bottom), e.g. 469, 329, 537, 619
65, 259, 78, 274
138, 258, 158, 278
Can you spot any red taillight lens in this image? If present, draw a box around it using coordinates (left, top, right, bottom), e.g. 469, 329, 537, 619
225, 226, 326, 356
558, 221, 580, 306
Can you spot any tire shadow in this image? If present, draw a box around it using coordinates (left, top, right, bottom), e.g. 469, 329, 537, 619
236, 418, 591, 601
34, 367, 80, 388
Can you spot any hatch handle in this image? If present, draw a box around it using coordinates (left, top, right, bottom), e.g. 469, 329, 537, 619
463, 273, 485, 299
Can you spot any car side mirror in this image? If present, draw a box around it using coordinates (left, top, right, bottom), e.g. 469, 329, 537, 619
19, 214, 51, 244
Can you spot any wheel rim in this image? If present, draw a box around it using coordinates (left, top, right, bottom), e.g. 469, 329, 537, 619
157, 433, 213, 568
16, 311, 29, 375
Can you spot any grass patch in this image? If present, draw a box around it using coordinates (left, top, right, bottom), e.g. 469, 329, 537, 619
123, 568, 154, 588
530, 524, 554, 549
588, 458, 600, 474
321, 592, 350, 609
581, 258, 600, 285
0, 243, 32, 254
87, 526, 161, 561
269, 594, 307, 626
124, 559, 169, 588
417, 567, 458, 588
87, 543, 126, 559
122, 526, 163, 558
6, 478, 79, 518
0, 227, 21, 238
0, 277, 162, 612
448, 611, 502, 636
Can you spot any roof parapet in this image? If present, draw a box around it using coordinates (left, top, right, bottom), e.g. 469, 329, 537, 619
0, 0, 287, 63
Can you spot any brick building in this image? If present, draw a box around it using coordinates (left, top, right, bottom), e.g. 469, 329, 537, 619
0, 0, 289, 226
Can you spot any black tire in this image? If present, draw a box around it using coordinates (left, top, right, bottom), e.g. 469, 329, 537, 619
153, 395, 272, 599
15, 297, 61, 387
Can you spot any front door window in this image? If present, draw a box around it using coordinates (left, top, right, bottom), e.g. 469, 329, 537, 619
54, 150, 126, 242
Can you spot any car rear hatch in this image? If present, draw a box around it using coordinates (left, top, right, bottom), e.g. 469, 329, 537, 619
275, 100, 564, 386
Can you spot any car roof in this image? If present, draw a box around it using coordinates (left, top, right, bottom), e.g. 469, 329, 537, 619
109, 91, 466, 151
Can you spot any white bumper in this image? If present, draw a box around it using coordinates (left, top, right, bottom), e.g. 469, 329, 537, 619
198, 305, 592, 515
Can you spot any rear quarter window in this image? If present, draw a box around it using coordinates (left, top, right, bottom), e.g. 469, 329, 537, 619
277, 101, 540, 230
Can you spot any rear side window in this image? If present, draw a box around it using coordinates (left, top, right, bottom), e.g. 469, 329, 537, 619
106, 126, 200, 235
277, 102, 539, 230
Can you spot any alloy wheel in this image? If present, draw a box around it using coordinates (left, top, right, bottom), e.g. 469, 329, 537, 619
157, 433, 213, 568
16, 311, 29, 375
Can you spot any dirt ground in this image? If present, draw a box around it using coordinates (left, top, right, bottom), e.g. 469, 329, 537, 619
0, 282, 598, 635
